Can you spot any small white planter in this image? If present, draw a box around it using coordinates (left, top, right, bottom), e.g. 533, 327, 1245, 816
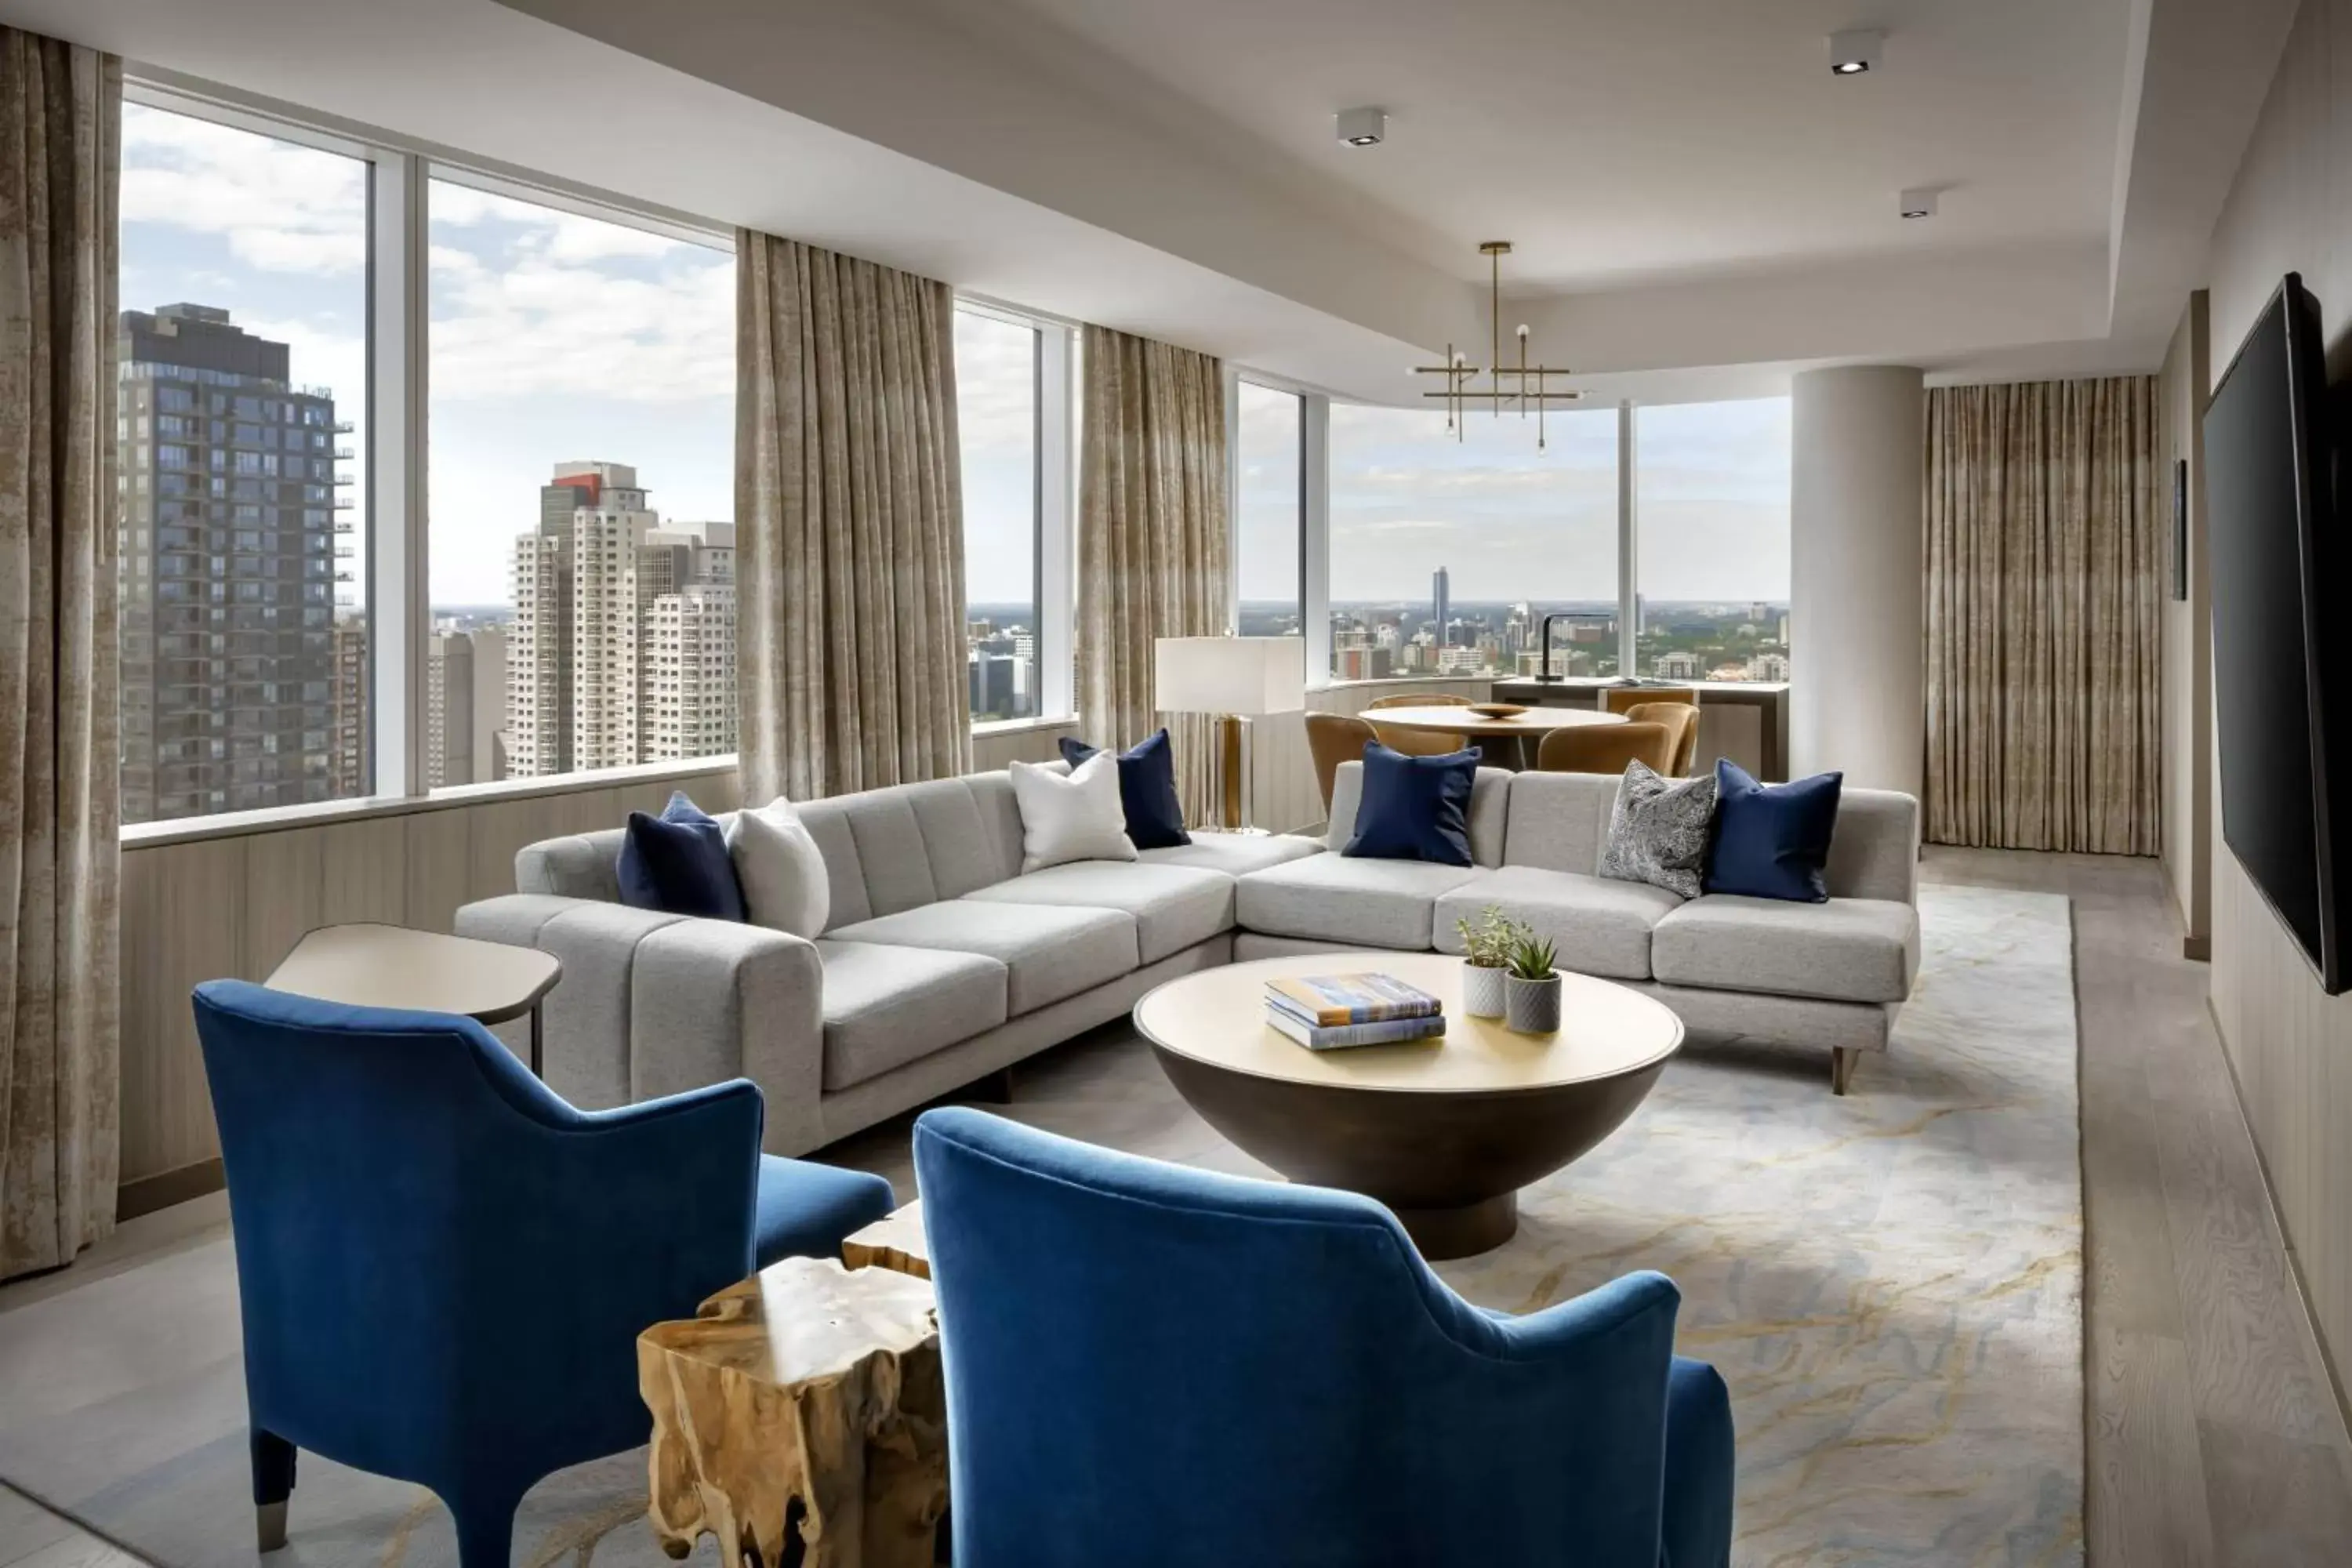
1504, 971, 1563, 1034
1461, 962, 1508, 1019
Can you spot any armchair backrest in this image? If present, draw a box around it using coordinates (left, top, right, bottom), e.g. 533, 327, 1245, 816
913, 1107, 1683, 1567
191, 980, 762, 1483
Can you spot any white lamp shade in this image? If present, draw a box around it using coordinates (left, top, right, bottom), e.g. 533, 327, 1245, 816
1154, 636, 1307, 716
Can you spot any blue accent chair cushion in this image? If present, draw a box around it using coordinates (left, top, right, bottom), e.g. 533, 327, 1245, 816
617, 790, 746, 920
190, 979, 892, 1566
913, 1105, 1734, 1568
1060, 729, 1191, 850
1342, 742, 1480, 866
1704, 759, 1843, 902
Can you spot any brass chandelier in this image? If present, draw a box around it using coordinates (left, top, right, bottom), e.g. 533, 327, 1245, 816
1414, 241, 1581, 450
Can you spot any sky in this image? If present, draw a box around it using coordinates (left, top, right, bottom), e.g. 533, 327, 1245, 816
122, 101, 1791, 616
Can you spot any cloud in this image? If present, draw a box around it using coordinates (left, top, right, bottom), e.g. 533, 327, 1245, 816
953, 310, 1036, 452
121, 103, 366, 276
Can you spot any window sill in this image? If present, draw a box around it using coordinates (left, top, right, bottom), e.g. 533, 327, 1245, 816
119, 753, 742, 849
1308, 673, 1498, 694
971, 714, 1078, 738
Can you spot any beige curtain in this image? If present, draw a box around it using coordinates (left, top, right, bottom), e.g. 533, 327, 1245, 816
1924, 376, 2162, 853
0, 31, 118, 1281
736, 232, 969, 802
1077, 326, 1229, 823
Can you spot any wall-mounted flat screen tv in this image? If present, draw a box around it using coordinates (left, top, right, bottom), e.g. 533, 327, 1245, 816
2206, 273, 2349, 991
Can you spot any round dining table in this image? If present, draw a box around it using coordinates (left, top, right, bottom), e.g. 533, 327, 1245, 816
1366, 702, 1625, 771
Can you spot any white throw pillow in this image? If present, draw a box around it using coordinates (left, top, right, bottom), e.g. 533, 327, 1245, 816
726, 797, 832, 938
1010, 753, 1138, 873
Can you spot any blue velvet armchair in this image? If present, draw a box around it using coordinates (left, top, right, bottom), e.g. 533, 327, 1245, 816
191, 979, 895, 1565
913, 1106, 1734, 1568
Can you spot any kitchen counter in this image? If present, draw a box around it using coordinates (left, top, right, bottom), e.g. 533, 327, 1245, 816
1490, 679, 1790, 781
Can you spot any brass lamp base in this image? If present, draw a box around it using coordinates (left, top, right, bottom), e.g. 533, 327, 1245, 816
1214, 713, 1262, 834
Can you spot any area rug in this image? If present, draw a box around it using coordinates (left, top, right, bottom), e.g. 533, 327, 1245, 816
0, 882, 2080, 1566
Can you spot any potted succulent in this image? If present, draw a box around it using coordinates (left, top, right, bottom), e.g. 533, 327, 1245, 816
1503, 931, 1564, 1035
1454, 905, 1523, 1019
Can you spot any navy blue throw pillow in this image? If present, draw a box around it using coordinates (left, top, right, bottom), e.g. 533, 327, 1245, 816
1059, 730, 1191, 850
1704, 760, 1844, 902
1343, 742, 1480, 866
617, 791, 746, 920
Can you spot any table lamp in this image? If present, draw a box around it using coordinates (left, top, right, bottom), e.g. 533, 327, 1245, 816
1155, 636, 1306, 833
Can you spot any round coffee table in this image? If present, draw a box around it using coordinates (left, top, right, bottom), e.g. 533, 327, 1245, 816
1134, 952, 1681, 1259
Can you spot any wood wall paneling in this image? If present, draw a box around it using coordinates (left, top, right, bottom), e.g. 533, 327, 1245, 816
2203, 0, 2352, 1420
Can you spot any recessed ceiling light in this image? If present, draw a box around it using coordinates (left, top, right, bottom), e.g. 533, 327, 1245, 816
1900, 187, 1937, 220
1829, 29, 1884, 75
1336, 107, 1388, 147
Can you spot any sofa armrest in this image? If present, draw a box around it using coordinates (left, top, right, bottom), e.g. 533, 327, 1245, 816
632, 919, 825, 1156
457, 895, 684, 1109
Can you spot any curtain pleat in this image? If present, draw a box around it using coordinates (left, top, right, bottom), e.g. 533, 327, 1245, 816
0, 29, 118, 1281
736, 232, 969, 803
1076, 327, 1229, 824
1923, 376, 2161, 853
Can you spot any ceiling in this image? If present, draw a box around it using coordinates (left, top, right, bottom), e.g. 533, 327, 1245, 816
983, 0, 2136, 295
0, 0, 2306, 402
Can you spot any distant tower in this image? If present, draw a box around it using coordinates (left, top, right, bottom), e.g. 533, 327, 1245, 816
1432, 566, 1451, 648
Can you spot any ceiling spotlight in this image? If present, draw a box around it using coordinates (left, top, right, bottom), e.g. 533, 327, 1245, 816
1336, 107, 1388, 147
1900, 187, 1937, 220
1829, 29, 1884, 74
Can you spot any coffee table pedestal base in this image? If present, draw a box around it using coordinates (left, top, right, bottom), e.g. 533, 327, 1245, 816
1394, 1192, 1518, 1261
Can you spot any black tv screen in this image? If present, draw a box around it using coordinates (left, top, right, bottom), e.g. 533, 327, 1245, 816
2207, 273, 2348, 991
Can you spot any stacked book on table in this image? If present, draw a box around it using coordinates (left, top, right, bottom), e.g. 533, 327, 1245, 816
1264, 973, 1446, 1051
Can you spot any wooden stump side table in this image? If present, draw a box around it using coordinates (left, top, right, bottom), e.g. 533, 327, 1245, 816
637, 1256, 947, 1568
842, 1201, 930, 1279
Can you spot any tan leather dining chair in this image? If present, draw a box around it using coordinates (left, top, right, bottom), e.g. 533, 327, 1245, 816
1624, 701, 1700, 776
1536, 721, 1675, 776
1363, 691, 1475, 709
1303, 713, 1379, 815
1603, 686, 1697, 715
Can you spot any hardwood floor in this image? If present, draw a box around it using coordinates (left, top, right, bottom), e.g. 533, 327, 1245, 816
2, 848, 2345, 1564
1921, 846, 2352, 1564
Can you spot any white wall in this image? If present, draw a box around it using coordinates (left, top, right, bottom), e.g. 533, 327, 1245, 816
1789, 365, 1926, 793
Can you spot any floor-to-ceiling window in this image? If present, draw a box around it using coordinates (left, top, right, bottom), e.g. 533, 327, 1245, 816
1325, 402, 1620, 681
116, 101, 372, 826
956, 307, 1043, 723
426, 179, 735, 787
1235, 379, 1304, 637
1634, 397, 1793, 683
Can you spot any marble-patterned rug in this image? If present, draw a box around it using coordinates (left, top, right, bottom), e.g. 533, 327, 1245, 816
0, 882, 2080, 1566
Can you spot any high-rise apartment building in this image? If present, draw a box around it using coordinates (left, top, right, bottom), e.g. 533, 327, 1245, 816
1432, 565, 1451, 649
328, 615, 368, 797
426, 632, 474, 789
116, 304, 348, 823
643, 584, 738, 761
503, 463, 735, 776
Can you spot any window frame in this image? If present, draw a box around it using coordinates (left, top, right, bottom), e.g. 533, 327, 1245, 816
122, 74, 1080, 845
1285, 394, 1788, 691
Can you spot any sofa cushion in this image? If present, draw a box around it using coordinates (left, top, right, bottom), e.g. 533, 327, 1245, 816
618, 791, 746, 921
1061, 729, 1191, 851
1432, 865, 1682, 982
1600, 761, 1720, 901
1343, 743, 1479, 866
826, 900, 1140, 1015
1704, 761, 1842, 902
1650, 895, 1919, 1004
1327, 760, 1509, 868
965, 862, 1232, 965
1235, 851, 1480, 950
1010, 754, 1138, 873
1139, 833, 1323, 876
813, 940, 1010, 1091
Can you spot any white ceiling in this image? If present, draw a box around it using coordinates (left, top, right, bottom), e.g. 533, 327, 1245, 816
984, 0, 2136, 294
0, 0, 2306, 402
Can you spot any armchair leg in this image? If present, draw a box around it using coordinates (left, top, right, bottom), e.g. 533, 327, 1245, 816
250, 1426, 296, 1552
1830, 1047, 1858, 1097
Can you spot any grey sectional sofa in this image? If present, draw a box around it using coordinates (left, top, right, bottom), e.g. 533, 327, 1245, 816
456, 760, 1920, 1152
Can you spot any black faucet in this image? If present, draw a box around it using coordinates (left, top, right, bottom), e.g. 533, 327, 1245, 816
1537, 612, 1572, 683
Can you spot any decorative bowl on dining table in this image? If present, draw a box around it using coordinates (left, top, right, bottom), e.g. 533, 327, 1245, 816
1466, 702, 1529, 719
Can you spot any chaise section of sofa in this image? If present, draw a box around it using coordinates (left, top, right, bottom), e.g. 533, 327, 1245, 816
456, 768, 1321, 1154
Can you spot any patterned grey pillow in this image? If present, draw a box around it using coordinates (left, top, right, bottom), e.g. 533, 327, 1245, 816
1599, 760, 1720, 900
